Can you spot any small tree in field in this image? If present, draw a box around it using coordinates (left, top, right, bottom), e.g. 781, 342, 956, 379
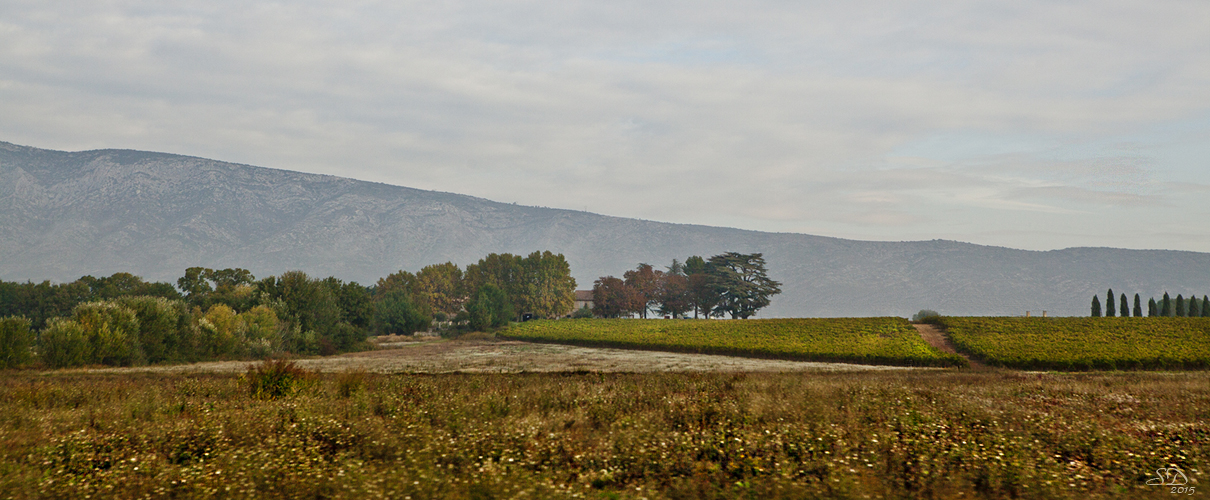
1105, 289, 1116, 317
1162, 293, 1172, 317
1119, 293, 1129, 317
1091, 295, 1101, 317
1133, 294, 1142, 317
1190, 295, 1202, 318
1203, 296, 1210, 318
1148, 298, 1158, 317
1176, 294, 1186, 317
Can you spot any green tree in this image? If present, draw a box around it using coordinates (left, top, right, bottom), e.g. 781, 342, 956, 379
415, 262, 465, 317
1133, 294, 1142, 317
465, 284, 513, 330
373, 290, 430, 336
1148, 297, 1158, 317
1203, 296, 1209, 318
1105, 289, 1116, 317
0, 316, 33, 368
75, 301, 142, 366
1119, 293, 1129, 318
1176, 294, 1186, 317
464, 253, 525, 317
682, 256, 717, 319
1190, 295, 1201, 317
707, 252, 782, 319
115, 296, 185, 363
39, 318, 89, 368
1091, 295, 1101, 317
520, 251, 577, 319
1162, 293, 1172, 317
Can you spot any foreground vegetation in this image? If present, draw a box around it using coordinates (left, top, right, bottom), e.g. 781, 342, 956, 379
501, 318, 968, 367
0, 368, 1202, 499
937, 317, 1210, 370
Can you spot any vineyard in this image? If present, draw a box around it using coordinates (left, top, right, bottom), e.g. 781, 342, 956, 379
501, 318, 968, 367
937, 317, 1210, 370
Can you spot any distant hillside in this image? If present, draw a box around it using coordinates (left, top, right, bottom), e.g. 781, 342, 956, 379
3, 141, 1208, 317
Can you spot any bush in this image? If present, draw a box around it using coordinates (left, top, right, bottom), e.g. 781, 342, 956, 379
245, 358, 311, 400
911, 309, 941, 322
571, 305, 594, 319
74, 301, 142, 366
0, 316, 33, 368
39, 318, 90, 368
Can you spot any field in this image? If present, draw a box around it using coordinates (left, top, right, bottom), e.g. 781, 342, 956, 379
0, 368, 1204, 499
937, 317, 1210, 370
501, 318, 968, 368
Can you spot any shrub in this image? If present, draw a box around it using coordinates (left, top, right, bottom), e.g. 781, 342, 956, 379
571, 305, 594, 319
911, 309, 941, 322
0, 316, 33, 368
39, 318, 90, 368
74, 301, 142, 366
245, 358, 311, 400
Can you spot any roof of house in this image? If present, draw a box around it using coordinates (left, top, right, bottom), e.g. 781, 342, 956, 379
574, 290, 594, 301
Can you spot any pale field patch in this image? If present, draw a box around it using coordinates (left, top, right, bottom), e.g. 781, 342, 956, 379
72, 337, 938, 374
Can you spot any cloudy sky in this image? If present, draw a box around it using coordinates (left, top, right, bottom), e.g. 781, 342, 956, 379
2, 0, 1208, 251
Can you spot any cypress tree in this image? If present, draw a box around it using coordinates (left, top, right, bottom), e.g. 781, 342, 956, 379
1176, 294, 1186, 317
1106, 289, 1116, 317
1120, 293, 1129, 317
1162, 293, 1172, 317
1190, 295, 1202, 317
1091, 295, 1102, 317
1203, 296, 1209, 317
1148, 298, 1158, 317
1133, 294, 1142, 317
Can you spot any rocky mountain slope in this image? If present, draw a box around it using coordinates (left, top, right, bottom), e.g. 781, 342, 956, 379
3, 141, 1208, 317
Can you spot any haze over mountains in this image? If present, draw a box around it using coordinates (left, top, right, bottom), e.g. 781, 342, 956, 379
2, 140, 1208, 317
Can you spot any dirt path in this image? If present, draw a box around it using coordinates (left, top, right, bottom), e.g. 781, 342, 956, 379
74, 338, 938, 375
914, 324, 985, 369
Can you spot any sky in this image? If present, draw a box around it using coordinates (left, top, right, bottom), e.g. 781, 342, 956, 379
2, 0, 1208, 251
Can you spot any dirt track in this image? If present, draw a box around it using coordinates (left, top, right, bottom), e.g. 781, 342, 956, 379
913, 324, 983, 368
73, 338, 938, 374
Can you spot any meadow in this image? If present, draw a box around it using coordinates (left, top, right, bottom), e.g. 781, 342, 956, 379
500, 318, 968, 368
937, 317, 1210, 370
0, 367, 1204, 499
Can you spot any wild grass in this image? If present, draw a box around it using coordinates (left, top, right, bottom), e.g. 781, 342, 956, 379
0, 369, 1204, 498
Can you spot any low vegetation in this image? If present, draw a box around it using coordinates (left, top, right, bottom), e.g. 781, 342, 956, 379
500, 318, 968, 367
938, 317, 1210, 370
0, 369, 1203, 499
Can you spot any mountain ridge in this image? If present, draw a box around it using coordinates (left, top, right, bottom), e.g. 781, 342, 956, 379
3, 140, 1209, 317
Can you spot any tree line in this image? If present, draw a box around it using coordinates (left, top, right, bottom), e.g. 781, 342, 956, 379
0, 251, 576, 369
589, 252, 781, 320
1090, 288, 1210, 317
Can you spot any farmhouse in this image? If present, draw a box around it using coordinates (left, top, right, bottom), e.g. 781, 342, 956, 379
574, 290, 593, 310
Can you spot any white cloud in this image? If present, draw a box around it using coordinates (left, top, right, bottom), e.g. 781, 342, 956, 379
1, 0, 1208, 250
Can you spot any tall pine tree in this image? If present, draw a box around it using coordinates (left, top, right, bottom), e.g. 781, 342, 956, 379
1176, 294, 1186, 317
1133, 294, 1142, 317
1091, 295, 1102, 317
1190, 295, 1202, 317
1148, 297, 1158, 317
1120, 293, 1129, 317
1162, 293, 1172, 317
1106, 289, 1116, 317
1203, 296, 1210, 318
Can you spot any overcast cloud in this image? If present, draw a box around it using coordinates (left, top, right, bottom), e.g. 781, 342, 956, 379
2, 0, 1208, 251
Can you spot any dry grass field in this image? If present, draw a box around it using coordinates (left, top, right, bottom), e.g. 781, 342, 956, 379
1, 352, 1206, 499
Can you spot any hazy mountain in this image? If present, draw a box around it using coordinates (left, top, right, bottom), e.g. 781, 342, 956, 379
3, 140, 1208, 317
